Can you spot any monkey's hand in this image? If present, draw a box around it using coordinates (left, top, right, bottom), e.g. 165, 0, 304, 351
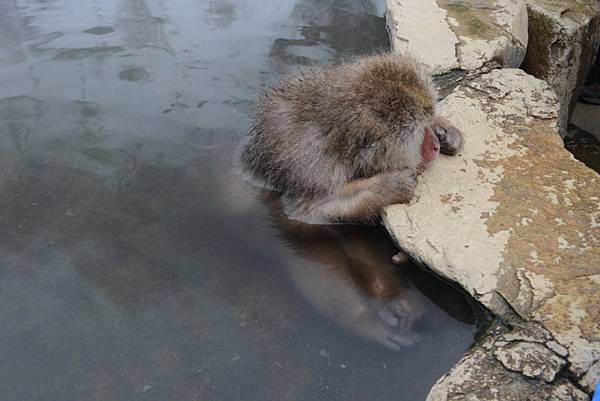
379, 169, 418, 205
430, 116, 464, 155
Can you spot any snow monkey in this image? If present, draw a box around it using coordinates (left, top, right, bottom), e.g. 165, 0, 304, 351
240, 53, 464, 224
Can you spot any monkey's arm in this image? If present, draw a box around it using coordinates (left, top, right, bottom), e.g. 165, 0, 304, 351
430, 116, 464, 155
304, 170, 417, 224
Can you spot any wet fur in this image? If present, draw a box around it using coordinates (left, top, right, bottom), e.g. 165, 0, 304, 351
241, 53, 462, 223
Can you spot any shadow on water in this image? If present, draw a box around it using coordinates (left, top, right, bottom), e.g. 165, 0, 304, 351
0, 1, 478, 400
565, 124, 600, 174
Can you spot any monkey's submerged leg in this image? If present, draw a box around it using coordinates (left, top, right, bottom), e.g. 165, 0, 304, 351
430, 116, 464, 155
296, 169, 418, 224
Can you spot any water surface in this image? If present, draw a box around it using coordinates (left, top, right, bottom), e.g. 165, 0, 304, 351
566, 124, 600, 174
0, 1, 477, 400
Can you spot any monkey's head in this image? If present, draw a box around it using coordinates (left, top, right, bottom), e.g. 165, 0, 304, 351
354, 55, 441, 167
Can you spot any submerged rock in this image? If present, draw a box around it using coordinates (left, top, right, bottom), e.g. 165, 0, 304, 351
382, 69, 600, 397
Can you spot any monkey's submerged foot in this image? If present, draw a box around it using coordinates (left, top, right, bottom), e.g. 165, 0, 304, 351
384, 297, 424, 331
370, 306, 421, 349
430, 116, 464, 155
357, 295, 423, 350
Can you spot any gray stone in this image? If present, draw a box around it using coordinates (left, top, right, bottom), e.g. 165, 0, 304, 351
581, 360, 600, 394
546, 341, 569, 358
426, 325, 588, 401
385, 0, 528, 75
494, 341, 565, 382
521, 0, 600, 136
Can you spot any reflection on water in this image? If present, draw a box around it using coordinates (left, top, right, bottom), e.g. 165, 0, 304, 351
0, 1, 477, 400
270, 0, 389, 70
257, 190, 475, 349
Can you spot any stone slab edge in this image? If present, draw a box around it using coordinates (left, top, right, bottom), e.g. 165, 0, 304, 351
382, 69, 600, 398
385, 0, 528, 76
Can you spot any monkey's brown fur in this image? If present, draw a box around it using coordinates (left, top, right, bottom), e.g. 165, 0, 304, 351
241, 53, 463, 223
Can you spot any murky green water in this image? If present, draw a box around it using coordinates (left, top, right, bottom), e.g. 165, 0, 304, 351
0, 1, 477, 400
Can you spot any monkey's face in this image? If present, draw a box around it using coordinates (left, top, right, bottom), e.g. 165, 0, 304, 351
420, 125, 440, 165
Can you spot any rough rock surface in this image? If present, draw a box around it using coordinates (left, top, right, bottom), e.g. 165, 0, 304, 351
427, 324, 588, 401
382, 69, 600, 397
385, 0, 528, 75
493, 340, 565, 382
521, 0, 600, 135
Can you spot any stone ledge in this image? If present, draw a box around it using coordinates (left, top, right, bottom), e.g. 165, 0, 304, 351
385, 0, 528, 75
382, 69, 600, 397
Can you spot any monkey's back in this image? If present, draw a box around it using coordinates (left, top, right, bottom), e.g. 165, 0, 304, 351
241, 53, 437, 199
